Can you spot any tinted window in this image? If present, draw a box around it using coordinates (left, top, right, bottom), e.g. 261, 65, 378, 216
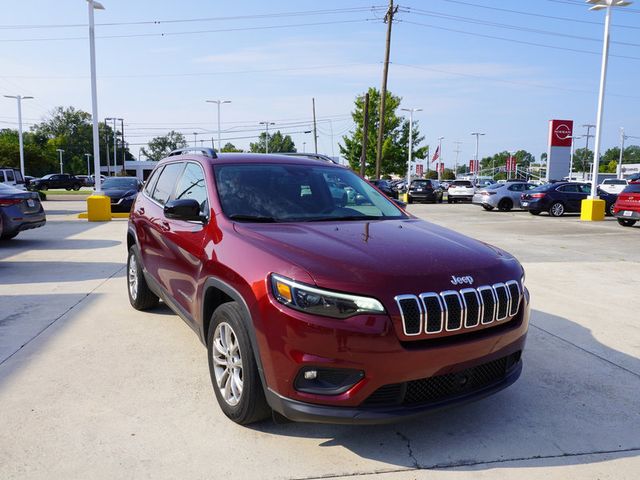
144, 167, 161, 196
411, 180, 431, 188
557, 184, 580, 193
452, 181, 473, 187
5, 170, 14, 181
151, 162, 184, 205
578, 184, 591, 194
174, 163, 208, 215
603, 179, 626, 185
508, 183, 524, 191
102, 178, 139, 190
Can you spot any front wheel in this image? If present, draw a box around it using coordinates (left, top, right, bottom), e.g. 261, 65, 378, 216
549, 202, 565, 217
207, 302, 270, 425
73, 184, 81, 191
127, 246, 159, 310
617, 218, 637, 227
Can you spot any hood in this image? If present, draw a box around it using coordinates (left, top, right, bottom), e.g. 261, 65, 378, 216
104, 189, 136, 199
234, 218, 522, 297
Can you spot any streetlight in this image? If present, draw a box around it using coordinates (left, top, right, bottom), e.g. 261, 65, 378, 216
56, 149, 64, 174
582, 0, 632, 220
471, 132, 485, 181
569, 135, 582, 180
206, 100, 231, 151
193, 132, 198, 146
88, 0, 105, 196
105, 117, 122, 175
4, 95, 34, 178
400, 108, 422, 199
85, 153, 92, 175
259, 121, 275, 153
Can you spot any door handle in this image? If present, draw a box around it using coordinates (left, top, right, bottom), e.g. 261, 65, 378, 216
136, 207, 145, 215
160, 221, 170, 231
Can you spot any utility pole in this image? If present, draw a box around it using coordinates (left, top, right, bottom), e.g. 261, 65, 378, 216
193, 132, 198, 147
312, 98, 318, 154
360, 92, 370, 177
453, 141, 462, 179
582, 124, 595, 174
4, 94, 33, 178
56, 149, 64, 174
375, 0, 398, 179
120, 118, 125, 173
259, 121, 275, 154
85, 153, 92, 175
569, 135, 581, 180
112, 118, 117, 175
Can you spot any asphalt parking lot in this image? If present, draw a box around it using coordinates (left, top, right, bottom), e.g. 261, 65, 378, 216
1, 199, 638, 480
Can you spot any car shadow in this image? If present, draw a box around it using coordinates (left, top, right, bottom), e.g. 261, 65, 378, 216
250, 309, 639, 474
0, 261, 125, 284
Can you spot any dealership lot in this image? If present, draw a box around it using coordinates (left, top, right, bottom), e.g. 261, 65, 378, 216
0, 200, 638, 479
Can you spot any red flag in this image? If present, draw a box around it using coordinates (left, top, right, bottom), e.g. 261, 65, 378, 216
431, 145, 440, 163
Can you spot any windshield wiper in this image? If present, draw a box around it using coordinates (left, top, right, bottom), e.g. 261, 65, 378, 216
306, 215, 384, 222
228, 214, 278, 223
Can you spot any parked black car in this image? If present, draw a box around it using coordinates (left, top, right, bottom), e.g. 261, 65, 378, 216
407, 179, 443, 204
520, 182, 617, 217
102, 177, 143, 212
29, 173, 82, 191
369, 179, 398, 199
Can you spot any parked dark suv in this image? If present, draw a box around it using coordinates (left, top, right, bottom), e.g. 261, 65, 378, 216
408, 179, 443, 204
29, 173, 82, 191
127, 148, 530, 425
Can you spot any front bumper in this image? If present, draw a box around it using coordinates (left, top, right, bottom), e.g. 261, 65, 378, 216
256, 289, 530, 424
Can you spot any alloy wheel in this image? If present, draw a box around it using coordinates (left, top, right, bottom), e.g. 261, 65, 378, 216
128, 253, 138, 301
550, 203, 564, 217
212, 322, 244, 406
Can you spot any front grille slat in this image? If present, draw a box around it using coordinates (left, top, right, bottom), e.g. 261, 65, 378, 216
397, 280, 522, 337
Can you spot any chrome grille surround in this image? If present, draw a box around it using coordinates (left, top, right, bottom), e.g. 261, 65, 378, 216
396, 280, 523, 337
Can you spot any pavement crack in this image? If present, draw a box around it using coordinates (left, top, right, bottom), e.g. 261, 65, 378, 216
0, 265, 125, 367
530, 323, 640, 379
396, 431, 419, 469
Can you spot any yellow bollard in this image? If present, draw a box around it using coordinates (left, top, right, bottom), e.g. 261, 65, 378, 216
86, 194, 112, 221
580, 198, 605, 221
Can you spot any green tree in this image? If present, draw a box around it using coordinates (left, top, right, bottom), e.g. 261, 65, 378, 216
140, 130, 188, 160
441, 168, 456, 180
221, 142, 243, 153
339, 87, 428, 178
0, 128, 57, 176
249, 131, 296, 153
572, 148, 593, 173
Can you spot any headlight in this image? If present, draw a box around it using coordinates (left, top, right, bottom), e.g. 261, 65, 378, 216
270, 274, 385, 319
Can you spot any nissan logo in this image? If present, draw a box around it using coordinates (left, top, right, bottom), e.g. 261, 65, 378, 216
555, 124, 571, 140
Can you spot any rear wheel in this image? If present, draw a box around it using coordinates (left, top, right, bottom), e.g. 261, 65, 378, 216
607, 203, 615, 217
73, 184, 81, 191
617, 218, 637, 227
549, 202, 565, 217
498, 198, 513, 212
207, 302, 270, 425
482, 204, 494, 211
127, 246, 159, 310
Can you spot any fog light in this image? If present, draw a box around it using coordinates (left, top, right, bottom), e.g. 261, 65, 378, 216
294, 367, 364, 395
304, 370, 318, 380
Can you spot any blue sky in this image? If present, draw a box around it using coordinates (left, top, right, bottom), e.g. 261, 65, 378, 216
0, 0, 639, 168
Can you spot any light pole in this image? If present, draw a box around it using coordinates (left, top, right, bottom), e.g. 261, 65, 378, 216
4, 95, 33, 178
581, 124, 595, 175
85, 153, 92, 175
569, 135, 582, 180
56, 149, 64, 174
193, 132, 198, 147
259, 121, 275, 153
303, 142, 307, 153
583, 0, 632, 220
453, 141, 462, 179
400, 108, 422, 198
471, 132, 485, 181
437, 136, 444, 181
206, 100, 231, 151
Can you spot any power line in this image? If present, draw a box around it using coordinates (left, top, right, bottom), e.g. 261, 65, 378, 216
0, 18, 375, 42
0, 6, 386, 30
399, 19, 640, 61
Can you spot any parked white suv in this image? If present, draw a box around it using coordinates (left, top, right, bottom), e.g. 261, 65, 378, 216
598, 178, 628, 195
0, 167, 27, 190
447, 180, 476, 203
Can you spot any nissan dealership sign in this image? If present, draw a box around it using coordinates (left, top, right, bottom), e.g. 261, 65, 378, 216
547, 119, 574, 181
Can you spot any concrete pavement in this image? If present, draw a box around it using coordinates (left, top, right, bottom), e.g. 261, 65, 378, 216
0, 200, 638, 479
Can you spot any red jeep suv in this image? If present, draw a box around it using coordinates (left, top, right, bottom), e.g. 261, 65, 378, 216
126, 148, 530, 425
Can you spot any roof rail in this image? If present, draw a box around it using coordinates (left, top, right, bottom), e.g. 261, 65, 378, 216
168, 147, 218, 158
279, 152, 339, 164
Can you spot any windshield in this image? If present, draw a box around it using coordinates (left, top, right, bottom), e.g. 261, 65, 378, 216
214, 164, 406, 222
603, 179, 626, 185
41, 174, 55, 179
452, 181, 473, 187
102, 178, 139, 189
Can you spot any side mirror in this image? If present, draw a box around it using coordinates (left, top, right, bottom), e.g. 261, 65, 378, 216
164, 199, 205, 223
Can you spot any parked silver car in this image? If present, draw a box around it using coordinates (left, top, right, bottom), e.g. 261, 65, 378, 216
472, 181, 537, 211
0, 183, 46, 239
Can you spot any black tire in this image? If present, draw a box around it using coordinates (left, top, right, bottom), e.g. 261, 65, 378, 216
438, 195, 443, 204
607, 203, 615, 217
207, 302, 271, 425
529, 210, 541, 216
498, 198, 513, 212
1, 232, 18, 240
617, 218, 637, 227
127, 246, 159, 310
40, 185, 48, 191
482, 204, 494, 211
407, 197, 413, 204
549, 202, 565, 217
447, 197, 453, 204
73, 184, 81, 191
